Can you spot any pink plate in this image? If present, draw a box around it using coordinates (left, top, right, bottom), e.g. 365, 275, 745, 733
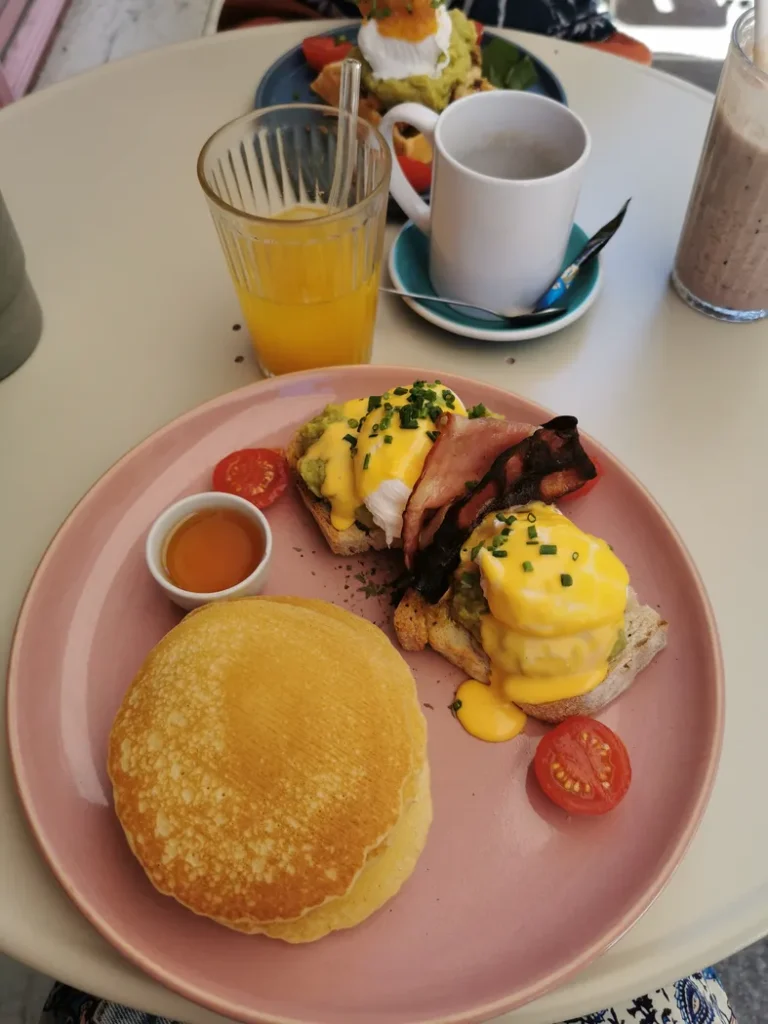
7, 366, 723, 1024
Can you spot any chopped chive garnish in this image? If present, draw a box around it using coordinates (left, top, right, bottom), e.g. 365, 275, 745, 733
449, 699, 462, 717
560, 573, 573, 587
384, 434, 393, 444
427, 430, 440, 441
467, 402, 487, 419
461, 572, 476, 585
384, 402, 393, 411
363, 453, 371, 470
347, 418, 358, 428
527, 512, 536, 522
526, 540, 539, 546
609, 544, 614, 551
465, 480, 478, 491
490, 534, 503, 548
428, 405, 441, 423
540, 544, 557, 555
435, 379, 442, 384
491, 549, 508, 558
342, 433, 357, 446
393, 386, 408, 395
527, 525, 538, 540
501, 527, 511, 537
367, 395, 382, 412
401, 422, 419, 429
522, 561, 533, 572
470, 543, 483, 560
572, 551, 579, 561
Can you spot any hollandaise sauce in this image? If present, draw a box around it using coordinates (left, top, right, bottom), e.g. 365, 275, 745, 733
232, 205, 383, 377
164, 508, 265, 594
451, 502, 629, 742
453, 680, 527, 743
298, 381, 465, 542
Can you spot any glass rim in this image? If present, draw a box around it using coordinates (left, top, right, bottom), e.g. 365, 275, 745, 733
732, 8, 768, 86
196, 102, 393, 226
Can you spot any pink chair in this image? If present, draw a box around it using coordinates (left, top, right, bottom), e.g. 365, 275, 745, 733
0, 0, 71, 107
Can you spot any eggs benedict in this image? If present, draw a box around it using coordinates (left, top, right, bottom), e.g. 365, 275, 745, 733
310, 2, 491, 165
396, 502, 667, 737
287, 381, 473, 555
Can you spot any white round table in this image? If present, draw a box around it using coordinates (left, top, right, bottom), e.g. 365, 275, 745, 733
0, 23, 765, 1024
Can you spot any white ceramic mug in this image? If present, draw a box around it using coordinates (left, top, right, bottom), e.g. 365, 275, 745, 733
379, 91, 591, 313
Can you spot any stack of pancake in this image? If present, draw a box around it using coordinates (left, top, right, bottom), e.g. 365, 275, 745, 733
108, 597, 430, 942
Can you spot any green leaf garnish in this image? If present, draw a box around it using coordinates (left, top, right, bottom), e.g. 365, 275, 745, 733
482, 38, 540, 93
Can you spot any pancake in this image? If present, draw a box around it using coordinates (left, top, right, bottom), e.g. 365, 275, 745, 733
108, 597, 428, 936
261, 595, 427, 800
260, 763, 432, 943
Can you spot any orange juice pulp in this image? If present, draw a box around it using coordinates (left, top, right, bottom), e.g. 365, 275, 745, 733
233, 204, 383, 376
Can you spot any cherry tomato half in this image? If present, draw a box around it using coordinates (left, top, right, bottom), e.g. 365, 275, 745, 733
473, 19, 484, 43
301, 35, 354, 73
398, 152, 433, 194
534, 716, 632, 816
212, 448, 288, 510
559, 456, 603, 502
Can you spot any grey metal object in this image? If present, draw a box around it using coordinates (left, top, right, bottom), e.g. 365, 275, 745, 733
653, 54, 724, 92
379, 286, 567, 325
0, 190, 42, 380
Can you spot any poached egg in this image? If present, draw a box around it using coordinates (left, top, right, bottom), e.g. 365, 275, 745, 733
357, 3, 454, 81
300, 381, 465, 545
452, 503, 630, 743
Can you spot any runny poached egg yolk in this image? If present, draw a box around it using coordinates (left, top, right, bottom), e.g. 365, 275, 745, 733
452, 503, 629, 743
301, 382, 465, 542
357, 4, 454, 81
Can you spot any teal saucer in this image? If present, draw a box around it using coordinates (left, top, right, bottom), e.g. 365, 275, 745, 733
387, 222, 601, 342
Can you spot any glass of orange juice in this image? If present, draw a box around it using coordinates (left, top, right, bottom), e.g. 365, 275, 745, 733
197, 104, 391, 376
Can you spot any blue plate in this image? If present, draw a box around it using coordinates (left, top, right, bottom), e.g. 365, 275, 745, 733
254, 26, 567, 110
387, 221, 601, 342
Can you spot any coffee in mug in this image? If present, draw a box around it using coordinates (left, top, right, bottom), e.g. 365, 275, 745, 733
379, 91, 590, 314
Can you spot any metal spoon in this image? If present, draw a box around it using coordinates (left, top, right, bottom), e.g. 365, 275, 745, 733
379, 286, 567, 326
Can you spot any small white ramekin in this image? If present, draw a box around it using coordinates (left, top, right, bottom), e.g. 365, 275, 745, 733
145, 492, 273, 611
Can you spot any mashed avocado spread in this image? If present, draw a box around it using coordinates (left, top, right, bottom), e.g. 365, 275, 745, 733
295, 403, 346, 496
359, 10, 477, 113
295, 403, 373, 528
451, 569, 489, 640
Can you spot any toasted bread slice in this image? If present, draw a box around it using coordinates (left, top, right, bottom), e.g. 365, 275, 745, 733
394, 586, 668, 724
285, 429, 390, 557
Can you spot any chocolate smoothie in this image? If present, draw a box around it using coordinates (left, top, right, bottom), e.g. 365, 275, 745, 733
672, 7, 768, 320
674, 106, 768, 315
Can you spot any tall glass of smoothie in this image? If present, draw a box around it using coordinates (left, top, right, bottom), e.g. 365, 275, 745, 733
673, 9, 768, 322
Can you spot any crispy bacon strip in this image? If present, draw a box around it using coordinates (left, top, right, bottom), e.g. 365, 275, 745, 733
402, 414, 533, 568
410, 416, 596, 603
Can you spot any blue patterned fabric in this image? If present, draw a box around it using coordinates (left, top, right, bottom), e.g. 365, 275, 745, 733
41, 969, 737, 1024
307, 0, 614, 39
